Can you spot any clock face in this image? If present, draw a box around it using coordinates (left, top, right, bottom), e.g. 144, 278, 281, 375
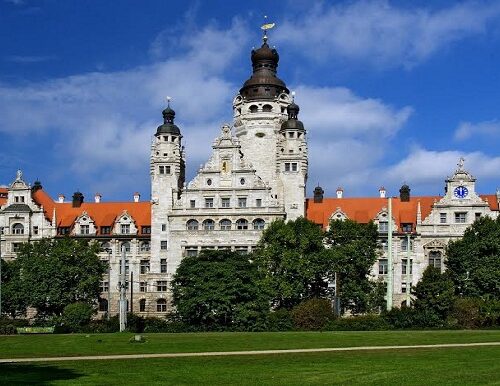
454, 185, 469, 199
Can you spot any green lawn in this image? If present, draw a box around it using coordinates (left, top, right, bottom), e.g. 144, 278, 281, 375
0, 330, 499, 359
1, 346, 499, 385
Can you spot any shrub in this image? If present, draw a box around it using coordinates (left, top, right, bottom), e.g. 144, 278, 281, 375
383, 308, 444, 329
266, 309, 293, 331
61, 302, 95, 332
326, 314, 390, 331
0, 324, 17, 335
143, 317, 192, 333
125, 313, 145, 333
479, 299, 500, 327
291, 298, 334, 330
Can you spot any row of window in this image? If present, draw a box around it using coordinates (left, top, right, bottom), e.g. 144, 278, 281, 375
100, 241, 152, 253
98, 298, 168, 313
440, 212, 481, 224
186, 218, 265, 231
184, 246, 251, 257
190, 197, 262, 209
58, 225, 151, 236
378, 251, 442, 275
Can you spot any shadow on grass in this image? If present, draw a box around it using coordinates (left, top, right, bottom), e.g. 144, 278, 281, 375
0, 363, 83, 385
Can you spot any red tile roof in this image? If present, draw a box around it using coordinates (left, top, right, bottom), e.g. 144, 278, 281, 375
306, 195, 498, 230
0, 187, 8, 207
32, 189, 151, 235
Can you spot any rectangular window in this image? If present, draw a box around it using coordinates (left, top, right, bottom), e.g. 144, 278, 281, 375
205, 198, 214, 208
159, 165, 165, 174
161, 241, 168, 250
140, 281, 147, 292
58, 227, 70, 235
190, 200, 196, 208
140, 260, 150, 274
157, 281, 168, 292
440, 213, 447, 224
401, 223, 412, 233
140, 241, 150, 252
378, 259, 388, 275
284, 163, 290, 172
141, 226, 151, 234
161, 224, 167, 232
256, 198, 262, 207
33, 226, 39, 235
402, 259, 413, 275
165, 166, 171, 174
291, 163, 298, 172
455, 212, 467, 223
288, 132, 294, 138
401, 238, 413, 252
121, 224, 130, 234
186, 247, 198, 257
475, 212, 481, 221
238, 197, 247, 208
401, 282, 412, 293
221, 197, 230, 208
378, 221, 388, 233
80, 225, 90, 235
12, 243, 21, 252
119, 260, 130, 275
160, 258, 167, 273
99, 281, 109, 293
100, 226, 111, 235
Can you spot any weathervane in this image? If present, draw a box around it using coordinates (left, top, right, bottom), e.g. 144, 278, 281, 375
166, 96, 172, 107
261, 15, 275, 43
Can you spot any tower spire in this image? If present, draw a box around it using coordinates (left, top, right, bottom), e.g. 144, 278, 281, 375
261, 15, 275, 44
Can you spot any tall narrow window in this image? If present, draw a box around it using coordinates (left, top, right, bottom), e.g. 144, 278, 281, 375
238, 197, 247, 208
160, 258, 167, 273
139, 299, 146, 312
121, 224, 130, 234
140, 260, 150, 274
429, 251, 442, 269
378, 259, 388, 275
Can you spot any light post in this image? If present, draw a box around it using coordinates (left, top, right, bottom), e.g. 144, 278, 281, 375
105, 248, 112, 321
405, 233, 411, 307
119, 244, 127, 332
386, 197, 393, 311
0, 230, 3, 317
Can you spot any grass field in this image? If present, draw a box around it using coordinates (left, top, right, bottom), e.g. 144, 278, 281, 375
0, 331, 499, 385
0, 330, 499, 358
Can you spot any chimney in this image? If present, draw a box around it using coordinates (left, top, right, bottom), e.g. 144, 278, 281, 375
133, 192, 140, 203
379, 187, 386, 198
58, 194, 65, 203
94, 193, 102, 203
313, 186, 324, 203
72, 191, 84, 208
399, 184, 410, 202
336, 187, 343, 199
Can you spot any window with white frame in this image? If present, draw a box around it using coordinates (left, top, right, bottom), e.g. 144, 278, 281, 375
378, 221, 388, 233
140, 281, 148, 292
160, 241, 168, 250
455, 212, 467, 223
401, 259, 413, 275
187, 219, 199, 231
140, 260, 150, 274
428, 251, 442, 269
156, 299, 167, 312
80, 225, 90, 235
140, 241, 150, 252
221, 197, 230, 208
203, 219, 215, 230
378, 259, 388, 275
204, 198, 214, 208
121, 224, 130, 234
440, 213, 447, 224
253, 218, 265, 230
238, 197, 247, 208
157, 281, 168, 292
236, 218, 248, 230
220, 219, 231, 230
12, 223, 24, 235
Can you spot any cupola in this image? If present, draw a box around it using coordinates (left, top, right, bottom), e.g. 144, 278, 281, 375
156, 99, 181, 136
280, 97, 304, 131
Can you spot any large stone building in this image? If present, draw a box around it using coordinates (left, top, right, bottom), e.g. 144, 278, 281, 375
1, 33, 498, 315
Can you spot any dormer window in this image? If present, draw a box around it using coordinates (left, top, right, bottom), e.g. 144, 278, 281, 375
80, 225, 90, 235
378, 221, 388, 233
12, 223, 24, 235
121, 224, 131, 234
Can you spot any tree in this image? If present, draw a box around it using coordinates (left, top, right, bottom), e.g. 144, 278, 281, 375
446, 216, 500, 300
413, 266, 455, 319
324, 219, 381, 314
253, 218, 331, 309
0, 258, 27, 317
172, 250, 270, 330
14, 238, 107, 318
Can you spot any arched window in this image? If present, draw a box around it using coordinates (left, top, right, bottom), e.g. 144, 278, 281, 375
249, 105, 258, 113
98, 298, 108, 312
12, 223, 24, 235
253, 218, 265, 230
101, 242, 111, 252
157, 299, 167, 312
140, 241, 151, 252
262, 104, 272, 112
220, 219, 232, 231
121, 241, 131, 253
203, 219, 215, 231
187, 219, 199, 231
429, 251, 442, 269
236, 219, 248, 230
139, 299, 146, 312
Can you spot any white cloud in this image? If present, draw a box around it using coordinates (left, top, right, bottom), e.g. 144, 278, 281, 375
274, 1, 500, 68
0, 19, 250, 197
383, 147, 500, 191
454, 120, 500, 140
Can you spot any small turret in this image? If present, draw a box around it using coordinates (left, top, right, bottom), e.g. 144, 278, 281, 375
314, 186, 324, 203
72, 191, 84, 208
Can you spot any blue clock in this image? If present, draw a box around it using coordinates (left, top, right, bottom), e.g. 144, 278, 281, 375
454, 186, 469, 199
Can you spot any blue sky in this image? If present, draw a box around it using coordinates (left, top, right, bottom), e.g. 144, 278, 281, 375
1, 0, 499, 201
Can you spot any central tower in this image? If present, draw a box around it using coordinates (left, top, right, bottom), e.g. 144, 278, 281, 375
232, 28, 308, 220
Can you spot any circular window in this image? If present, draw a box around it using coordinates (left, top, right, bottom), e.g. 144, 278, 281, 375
255, 132, 265, 138
82, 217, 87, 221
240, 178, 245, 185
207, 179, 212, 186
123, 217, 128, 221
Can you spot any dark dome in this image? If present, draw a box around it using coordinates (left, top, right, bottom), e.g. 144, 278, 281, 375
156, 106, 180, 136
239, 40, 289, 100
280, 101, 304, 131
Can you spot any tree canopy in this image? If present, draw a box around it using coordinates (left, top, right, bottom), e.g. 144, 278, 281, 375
253, 217, 330, 309
11, 238, 107, 317
171, 250, 270, 330
325, 219, 382, 314
413, 266, 455, 319
446, 216, 500, 300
